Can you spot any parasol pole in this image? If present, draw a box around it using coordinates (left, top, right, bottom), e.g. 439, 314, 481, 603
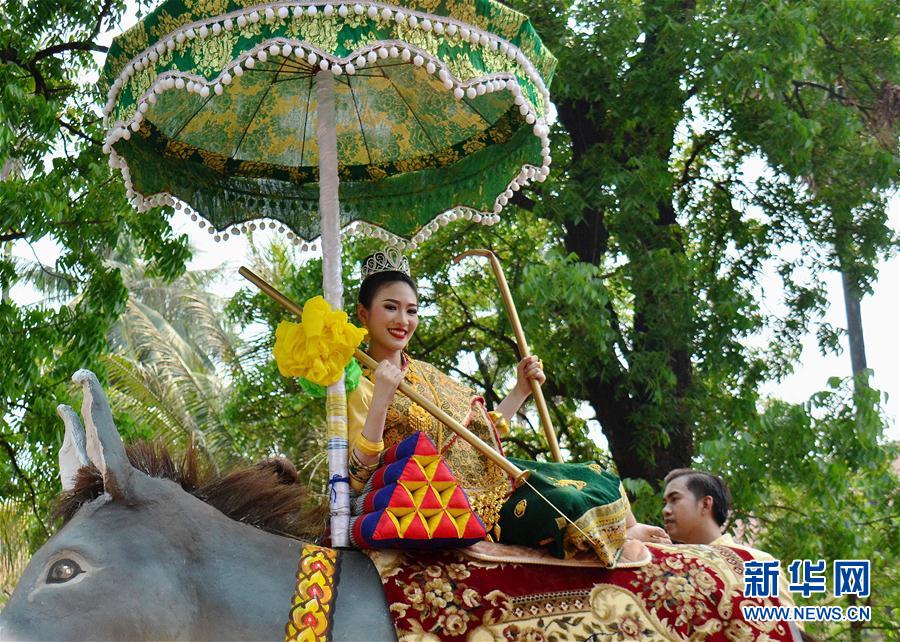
454, 249, 564, 462
238, 266, 531, 487
315, 70, 351, 547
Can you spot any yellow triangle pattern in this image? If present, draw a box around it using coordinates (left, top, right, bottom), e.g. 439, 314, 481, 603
389, 454, 473, 538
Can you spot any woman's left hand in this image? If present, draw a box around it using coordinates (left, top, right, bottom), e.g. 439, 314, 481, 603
626, 523, 672, 545
515, 355, 546, 395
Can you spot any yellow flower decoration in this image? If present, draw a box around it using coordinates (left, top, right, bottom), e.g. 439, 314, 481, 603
273, 296, 367, 387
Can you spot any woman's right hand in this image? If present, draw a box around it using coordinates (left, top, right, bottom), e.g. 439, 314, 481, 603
372, 360, 404, 401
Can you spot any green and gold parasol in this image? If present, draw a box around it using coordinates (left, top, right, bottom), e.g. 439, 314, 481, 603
101, 0, 556, 546
101, 0, 556, 245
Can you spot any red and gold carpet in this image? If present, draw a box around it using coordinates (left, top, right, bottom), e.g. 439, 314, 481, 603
367, 543, 796, 641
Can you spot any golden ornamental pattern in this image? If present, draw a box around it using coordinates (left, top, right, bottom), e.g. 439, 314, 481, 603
446, 54, 479, 83
369, 545, 794, 642
150, 10, 189, 40
193, 30, 238, 76
165, 138, 196, 160
445, 0, 477, 26
284, 544, 338, 642
367, 165, 388, 180
133, 65, 157, 99
562, 489, 630, 566
393, 156, 430, 174
118, 22, 150, 58
299, 15, 341, 53
197, 148, 227, 173
484, 4, 526, 41
342, 12, 370, 32
237, 20, 263, 40
413, 0, 443, 14
189, 0, 230, 17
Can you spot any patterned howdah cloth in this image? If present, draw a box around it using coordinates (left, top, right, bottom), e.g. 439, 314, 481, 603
367, 543, 797, 641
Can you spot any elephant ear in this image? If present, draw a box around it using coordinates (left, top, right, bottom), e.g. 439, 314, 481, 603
57, 404, 90, 492
72, 369, 134, 500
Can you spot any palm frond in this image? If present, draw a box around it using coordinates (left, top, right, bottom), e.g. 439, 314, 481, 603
0, 501, 31, 607
102, 354, 197, 444
12, 256, 79, 299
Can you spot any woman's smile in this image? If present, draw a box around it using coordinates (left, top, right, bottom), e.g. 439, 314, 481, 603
387, 328, 408, 340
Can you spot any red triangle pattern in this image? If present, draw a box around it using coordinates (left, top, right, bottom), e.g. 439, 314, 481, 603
375, 454, 486, 540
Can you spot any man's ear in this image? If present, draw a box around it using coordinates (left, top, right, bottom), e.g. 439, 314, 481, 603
700, 495, 714, 515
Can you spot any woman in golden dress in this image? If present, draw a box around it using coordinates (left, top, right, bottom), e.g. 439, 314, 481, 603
347, 251, 669, 567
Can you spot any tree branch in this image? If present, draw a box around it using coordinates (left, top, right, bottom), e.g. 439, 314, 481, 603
58, 118, 103, 146
445, 364, 489, 392
757, 503, 811, 518
499, 434, 541, 459
0, 437, 51, 539
679, 130, 720, 187
32, 41, 109, 62
510, 191, 536, 211
90, 0, 115, 41
1, 48, 50, 97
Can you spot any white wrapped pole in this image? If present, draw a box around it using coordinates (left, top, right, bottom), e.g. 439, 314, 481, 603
316, 70, 350, 547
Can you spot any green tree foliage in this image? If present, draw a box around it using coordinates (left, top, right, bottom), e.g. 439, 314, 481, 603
495, 0, 898, 480
2, 0, 897, 629
1, 0, 190, 570
223, 239, 330, 487
700, 376, 898, 639
102, 247, 240, 468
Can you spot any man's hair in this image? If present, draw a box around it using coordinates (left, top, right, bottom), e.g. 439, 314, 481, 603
664, 468, 732, 527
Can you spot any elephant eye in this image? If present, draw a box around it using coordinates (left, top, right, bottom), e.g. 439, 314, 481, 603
47, 558, 83, 584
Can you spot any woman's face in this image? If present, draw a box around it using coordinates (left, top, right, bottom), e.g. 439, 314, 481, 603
358, 281, 419, 355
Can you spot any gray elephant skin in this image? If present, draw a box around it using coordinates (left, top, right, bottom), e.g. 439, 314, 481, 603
0, 370, 396, 641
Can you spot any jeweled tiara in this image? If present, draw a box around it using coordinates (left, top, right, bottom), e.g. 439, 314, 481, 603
361, 247, 410, 280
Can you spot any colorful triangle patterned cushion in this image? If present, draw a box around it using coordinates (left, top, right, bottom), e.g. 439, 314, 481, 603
351, 432, 487, 550
382, 431, 438, 464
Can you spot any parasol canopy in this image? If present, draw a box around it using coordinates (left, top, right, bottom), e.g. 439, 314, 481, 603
101, 0, 557, 245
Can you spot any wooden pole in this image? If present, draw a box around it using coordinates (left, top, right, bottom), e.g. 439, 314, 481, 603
238, 266, 531, 486
453, 249, 564, 462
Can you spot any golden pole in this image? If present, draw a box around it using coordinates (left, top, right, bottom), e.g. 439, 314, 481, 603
238, 266, 531, 487
453, 249, 564, 463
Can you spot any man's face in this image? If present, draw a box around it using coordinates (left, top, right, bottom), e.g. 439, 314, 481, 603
662, 476, 709, 543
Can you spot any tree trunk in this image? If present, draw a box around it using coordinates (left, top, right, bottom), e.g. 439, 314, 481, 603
2, 158, 17, 303
840, 270, 867, 377
550, 0, 697, 484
